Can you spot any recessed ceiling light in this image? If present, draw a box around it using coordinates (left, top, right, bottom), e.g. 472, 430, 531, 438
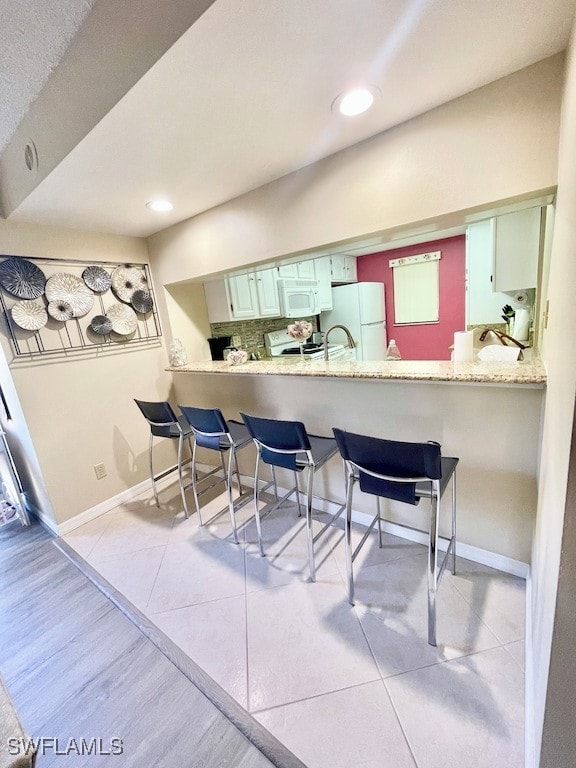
146, 199, 173, 212
333, 87, 379, 117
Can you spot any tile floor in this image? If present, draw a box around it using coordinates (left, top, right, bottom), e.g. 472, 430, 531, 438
63, 481, 526, 768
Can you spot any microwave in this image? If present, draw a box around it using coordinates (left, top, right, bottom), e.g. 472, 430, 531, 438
277, 279, 320, 317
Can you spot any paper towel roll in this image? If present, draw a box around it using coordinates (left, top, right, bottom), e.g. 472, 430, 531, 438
453, 331, 474, 362
513, 308, 530, 341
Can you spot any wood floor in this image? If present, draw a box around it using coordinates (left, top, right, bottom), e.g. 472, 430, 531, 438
0, 522, 304, 768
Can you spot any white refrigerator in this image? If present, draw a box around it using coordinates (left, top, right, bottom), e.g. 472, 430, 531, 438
321, 282, 387, 360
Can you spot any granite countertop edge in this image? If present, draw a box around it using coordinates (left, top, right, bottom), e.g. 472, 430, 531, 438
166, 358, 547, 386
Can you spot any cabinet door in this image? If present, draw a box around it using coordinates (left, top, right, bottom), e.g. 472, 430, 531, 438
278, 264, 298, 278
255, 268, 281, 317
330, 255, 348, 282
297, 260, 316, 279
345, 256, 357, 282
314, 256, 333, 310
228, 273, 258, 319
466, 220, 512, 325
493, 207, 541, 292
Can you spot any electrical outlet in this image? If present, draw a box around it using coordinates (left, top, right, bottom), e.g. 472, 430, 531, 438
94, 462, 107, 480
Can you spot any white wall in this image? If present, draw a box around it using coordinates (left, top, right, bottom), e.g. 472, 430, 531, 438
530, 22, 576, 766
0, 219, 173, 526
148, 55, 562, 287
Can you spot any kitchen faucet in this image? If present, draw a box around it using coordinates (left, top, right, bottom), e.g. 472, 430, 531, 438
323, 324, 356, 361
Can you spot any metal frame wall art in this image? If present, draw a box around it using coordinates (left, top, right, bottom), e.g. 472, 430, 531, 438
0, 255, 162, 357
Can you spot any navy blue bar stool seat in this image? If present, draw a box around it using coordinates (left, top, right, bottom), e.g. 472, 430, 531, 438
134, 399, 193, 517
178, 406, 253, 543
241, 413, 341, 581
333, 427, 459, 646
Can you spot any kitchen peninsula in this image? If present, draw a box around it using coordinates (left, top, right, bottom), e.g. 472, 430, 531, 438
168, 357, 545, 570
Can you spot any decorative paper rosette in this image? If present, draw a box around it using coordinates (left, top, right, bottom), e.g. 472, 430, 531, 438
287, 320, 313, 341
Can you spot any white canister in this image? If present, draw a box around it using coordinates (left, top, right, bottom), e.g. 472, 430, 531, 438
453, 331, 474, 362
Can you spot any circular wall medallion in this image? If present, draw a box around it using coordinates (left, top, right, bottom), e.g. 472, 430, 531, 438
111, 267, 147, 303
89, 315, 113, 336
0, 257, 46, 299
47, 300, 73, 322
82, 266, 112, 293
131, 290, 153, 314
45, 273, 94, 318
106, 303, 138, 335
11, 300, 48, 331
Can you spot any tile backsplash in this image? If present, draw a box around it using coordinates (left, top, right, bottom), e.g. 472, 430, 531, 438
210, 315, 318, 358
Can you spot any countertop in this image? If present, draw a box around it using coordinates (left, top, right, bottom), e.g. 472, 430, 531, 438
167, 356, 547, 386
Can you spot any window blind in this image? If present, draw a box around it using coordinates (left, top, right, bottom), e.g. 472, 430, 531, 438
391, 251, 440, 325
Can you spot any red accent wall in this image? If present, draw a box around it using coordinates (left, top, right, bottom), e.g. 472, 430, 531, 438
357, 236, 466, 360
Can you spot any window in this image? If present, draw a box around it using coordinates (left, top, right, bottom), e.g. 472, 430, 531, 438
391, 251, 441, 324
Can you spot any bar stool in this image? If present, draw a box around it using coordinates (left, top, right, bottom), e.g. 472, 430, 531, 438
134, 399, 194, 517
332, 428, 458, 646
178, 406, 252, 544
241, 413, 341, 581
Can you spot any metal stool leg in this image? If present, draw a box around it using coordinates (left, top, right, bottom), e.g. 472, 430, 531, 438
253, 449, 265, 557
190, 439, 203, 525
427, 481, 440, 646
306, 464, 316, 582
293, 470, 302, 517
451, 470, 457, 575
234, 451, 243, 495
177, 434, 190, 519
148, 433, 160, 507
225, 448, 240, 545
377, 496, 383, 548
271, 465, 279, 501
344, 470, 355, 604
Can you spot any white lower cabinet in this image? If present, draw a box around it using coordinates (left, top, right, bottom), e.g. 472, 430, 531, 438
204, 267, 281, 322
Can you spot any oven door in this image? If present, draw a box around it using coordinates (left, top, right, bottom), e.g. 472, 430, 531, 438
278, 281, 319, 317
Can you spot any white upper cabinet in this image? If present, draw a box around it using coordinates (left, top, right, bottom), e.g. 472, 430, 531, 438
254, 268, 281, 316
227, 272, 259, 319
331, 254, 357, 283
492, 207, 541, 292
466, 219, 512, 325
204, 267, 281, 322
277, 260, 316, 279
314, 256, 333, 311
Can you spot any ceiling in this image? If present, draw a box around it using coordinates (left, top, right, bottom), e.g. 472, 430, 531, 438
1, 0, 575, 238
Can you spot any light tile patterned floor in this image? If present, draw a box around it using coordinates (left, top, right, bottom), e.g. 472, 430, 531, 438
64, 482, 525, 768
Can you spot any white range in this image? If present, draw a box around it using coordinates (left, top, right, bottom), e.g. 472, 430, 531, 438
264, 329, 348, 360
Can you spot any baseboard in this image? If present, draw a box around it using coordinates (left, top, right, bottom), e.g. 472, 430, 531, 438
34, 507, 59, 536
58, 465, 530, 578
524, 573, 536, 768
242, 475, 530, 579
58, 464, 186, 536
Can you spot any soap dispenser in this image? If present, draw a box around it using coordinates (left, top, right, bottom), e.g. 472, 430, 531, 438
386, 339, 402, 360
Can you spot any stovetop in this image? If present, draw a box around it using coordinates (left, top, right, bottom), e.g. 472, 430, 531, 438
264, 329, 346, 360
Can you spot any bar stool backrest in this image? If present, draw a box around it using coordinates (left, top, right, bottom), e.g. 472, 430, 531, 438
333, 428, 442, 505
134, 399, 180, 438
179, 406, 229, 450
241, 413, 311, 470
